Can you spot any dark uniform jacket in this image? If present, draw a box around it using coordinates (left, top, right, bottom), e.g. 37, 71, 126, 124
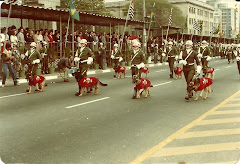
166, 46, 178, 57
112, 49, 122, 58
181, 49, 200, 66
199, 46, 211, 57
130, 50, 146, 65
76, 47, 94, 64
26, 49, 42, 64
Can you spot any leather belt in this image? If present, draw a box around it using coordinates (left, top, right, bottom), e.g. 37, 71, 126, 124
186, 63, 194, 66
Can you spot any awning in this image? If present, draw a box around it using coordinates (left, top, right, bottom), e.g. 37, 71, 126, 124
1, 2, 144, 27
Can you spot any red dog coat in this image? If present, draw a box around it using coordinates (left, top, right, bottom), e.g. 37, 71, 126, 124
175, 67, 182, 75
207, 67, 214, 74
118, 66, 126, 73
141, 67, 149, 73
135, 78, 151, 90
29, 75, 45, 86
78, 77, 98, 90
197, 77, 213, 91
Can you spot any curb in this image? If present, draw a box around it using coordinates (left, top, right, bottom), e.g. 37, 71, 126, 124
0, 62, 169, 87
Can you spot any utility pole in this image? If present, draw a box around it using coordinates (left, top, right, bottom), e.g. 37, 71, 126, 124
143, 0, 147, 53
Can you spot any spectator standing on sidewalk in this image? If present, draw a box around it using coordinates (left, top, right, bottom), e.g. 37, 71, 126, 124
1, 43, 19, 87
17, 27, 25, 50
12, 43, 21, 79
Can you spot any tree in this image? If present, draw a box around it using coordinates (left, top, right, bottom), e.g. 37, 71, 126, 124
60, 0, 111, 16
124, 0, 185, 28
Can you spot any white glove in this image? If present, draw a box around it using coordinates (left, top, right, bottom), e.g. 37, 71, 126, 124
74, 57, 80, 62
234, 50, 237, 56
197, 53, 203, 58
119, 57, 123, 62
162, 53, 166, 57
111, 55, 114, 59
87, 57, 93, 65
196, 65, 202, 74
236, 56, 240, 61
179, 60, 187, 66
206, 56, 212, 61
32, 59, 40, 64
21, 54, 25, 60
139, 62, 145, 68
175, 55, 179, 60
137, 64, 141, 69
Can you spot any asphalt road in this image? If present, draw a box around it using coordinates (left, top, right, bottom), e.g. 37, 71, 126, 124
0, 58, 240, 163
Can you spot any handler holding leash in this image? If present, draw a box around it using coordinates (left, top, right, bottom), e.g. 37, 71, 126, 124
74, 39, 94, 77
130, 41, 146, 99
164, 41, 179, 78
111, 43, 123, 78
198, 40, 211, 68
179, 40, 201, 100
24, 42, 42, 75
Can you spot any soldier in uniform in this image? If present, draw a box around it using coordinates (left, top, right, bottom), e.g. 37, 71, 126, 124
12, 43, 21, 79
231, 43, 236, 63
74, 39, 94, 77
130, 41, 146, 99
111, 43, 122, 78
179, 40, 201, 100
198, 40, 211, 67
40, 41, 49, 74
226, 44, 233, 64
165, 41, 179, 78
24, 42, 42, 75
234, 44, 240, 77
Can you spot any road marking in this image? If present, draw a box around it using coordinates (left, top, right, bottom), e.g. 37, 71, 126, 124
214, 61, 219, 63
102, 70, 111, 73
211, 110, 240, 115
156, 69, 167, 72
226, 66, 231, 68
129, 90, 240, 164
0, 93, 26, 99
215, 69, 220, 71
222, 104, 240, 107
153, 81, 172, 87
176, 128, 240, 139
197, 117, 240, 125
65, 97, 110, 109
151, 142, 240, 157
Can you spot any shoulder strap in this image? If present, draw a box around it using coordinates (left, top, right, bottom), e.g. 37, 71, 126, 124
131, 50, 140, 62
184, 50, 193, 61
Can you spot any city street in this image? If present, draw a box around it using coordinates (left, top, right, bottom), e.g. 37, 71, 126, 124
0, 58, 240, 163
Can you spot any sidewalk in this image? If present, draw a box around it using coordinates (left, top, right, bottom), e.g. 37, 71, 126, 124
0, 62, 169, 87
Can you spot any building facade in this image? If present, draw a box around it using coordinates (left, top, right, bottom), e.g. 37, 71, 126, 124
169, 0, 214, 36
206, 0, 239, 38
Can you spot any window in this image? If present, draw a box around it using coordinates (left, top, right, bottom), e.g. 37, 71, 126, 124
189, 18, 192, 24
210, 13, 213, 18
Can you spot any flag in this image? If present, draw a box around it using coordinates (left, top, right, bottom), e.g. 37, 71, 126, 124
128, 0, 134, 20
168, 8, 173, 26
68, 0, 80, 21
213, 24, 219, 34
184, 16, 188, 29
193, 19, 200, 32
199, 21, 203, 32
150, 3, 155, 23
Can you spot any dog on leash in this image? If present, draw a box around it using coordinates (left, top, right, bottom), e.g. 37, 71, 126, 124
25, 72, 45, 94
132, 75, 152, 99
174, 66, 183, 80
141, 67, 149, 78
72, 72, 108, 96
202, 66, 215, 79
188, 77, 213, 101
116, 66, 126, 79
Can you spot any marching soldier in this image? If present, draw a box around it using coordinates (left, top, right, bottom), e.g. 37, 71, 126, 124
234, 44, 240, 77
198, 40, 211, 67
231, 43, 236, 63
130, 41, 146, 99
40, 41, 49, 74
226, 44, 233, 64
111, 43, 122, 78
24, 42, 42, 75
179, 40, 201, 100
12, 43, 21, 79
74, 39, 94, 77
165, 41, 179, 78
